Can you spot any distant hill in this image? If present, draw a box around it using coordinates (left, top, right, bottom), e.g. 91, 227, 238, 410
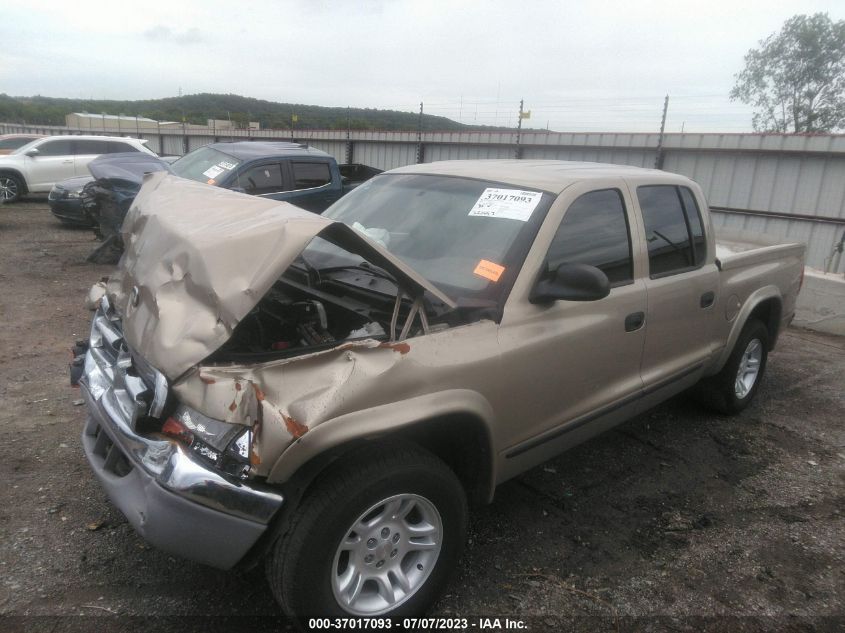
0, 93, 505, 132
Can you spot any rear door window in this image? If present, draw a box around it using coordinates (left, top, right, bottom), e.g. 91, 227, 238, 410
637, 185, 706, 277
291, 161, 331, 189
73, 140, 109, 155
546, 188, 633, 285
679, 187, 706, 265
107, 141, 140, 153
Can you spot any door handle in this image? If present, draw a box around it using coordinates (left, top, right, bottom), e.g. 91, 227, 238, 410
700, 291, 715, 308
625, 311, 645, 332
62, 160, 73, 164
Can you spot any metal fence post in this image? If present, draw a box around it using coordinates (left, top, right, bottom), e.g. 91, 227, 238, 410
416, 102, 424, 164
655, 95, 669, 170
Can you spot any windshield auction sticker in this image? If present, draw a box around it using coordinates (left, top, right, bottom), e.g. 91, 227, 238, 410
202, 165, 225, 180
474, 259, 506, 282
468, 188, 542, 222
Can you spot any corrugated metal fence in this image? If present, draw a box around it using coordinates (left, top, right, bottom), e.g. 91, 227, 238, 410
2, 122, 844, 271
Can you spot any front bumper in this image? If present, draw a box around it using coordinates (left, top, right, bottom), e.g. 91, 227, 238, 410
49, 190, 92, 226
77, 301, 284, 569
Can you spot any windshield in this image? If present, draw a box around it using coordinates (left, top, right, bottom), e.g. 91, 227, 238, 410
170, 146, 241, 185
10, 138, 44, 155
1, 137, 39, 151
303, 174, 553, 299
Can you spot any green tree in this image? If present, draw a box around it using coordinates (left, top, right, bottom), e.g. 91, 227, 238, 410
731, 13, 845, 132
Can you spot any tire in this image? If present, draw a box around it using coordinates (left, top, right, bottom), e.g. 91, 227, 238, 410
695, 319, 769, 415
267, 442, 467, 621
0, 173, 24, 203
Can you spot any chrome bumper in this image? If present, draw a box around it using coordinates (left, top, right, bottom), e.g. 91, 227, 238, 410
78, 301, 284, 569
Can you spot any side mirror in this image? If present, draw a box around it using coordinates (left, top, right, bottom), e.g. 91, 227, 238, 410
25, 148, 40, 157
529, 262, 610, 304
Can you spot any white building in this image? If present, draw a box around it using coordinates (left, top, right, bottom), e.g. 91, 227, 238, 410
65, 113, 181, 132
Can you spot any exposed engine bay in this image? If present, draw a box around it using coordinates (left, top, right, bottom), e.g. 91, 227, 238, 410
209, 266, 452, 362
217, 287, 375, 357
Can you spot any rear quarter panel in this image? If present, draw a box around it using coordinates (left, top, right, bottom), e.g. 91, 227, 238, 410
707, 238, 805, 374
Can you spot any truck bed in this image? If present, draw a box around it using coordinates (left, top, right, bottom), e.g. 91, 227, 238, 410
715, 228, 806, 272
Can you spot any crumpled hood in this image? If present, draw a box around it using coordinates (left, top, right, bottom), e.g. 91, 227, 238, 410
87, 152, 173, 189
107, 172, 454, 379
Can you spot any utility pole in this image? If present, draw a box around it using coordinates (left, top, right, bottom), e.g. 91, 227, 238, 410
515, 99, 524, 159
655, 94, 669, 170
345, 106, 353, 164
416, 102, 424, 164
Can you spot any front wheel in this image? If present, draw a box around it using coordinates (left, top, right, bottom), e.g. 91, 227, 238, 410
267, 443, 467, 620
0, 174, 23, 203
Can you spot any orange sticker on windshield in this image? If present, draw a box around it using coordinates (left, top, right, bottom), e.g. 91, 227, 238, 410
474, 259, 505, 282
207, 178, 216, 185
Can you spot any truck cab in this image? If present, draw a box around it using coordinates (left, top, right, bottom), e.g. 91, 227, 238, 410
170, 141, 376, 213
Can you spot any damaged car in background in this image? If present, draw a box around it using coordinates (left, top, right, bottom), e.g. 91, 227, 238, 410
77, 141, 381, 263
48, 153, 178, 229
71, 161, 804, 620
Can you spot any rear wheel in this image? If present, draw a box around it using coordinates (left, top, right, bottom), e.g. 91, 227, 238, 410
267, 443, 467, 621
695, 319, 769, 414
0, 174, 23, 203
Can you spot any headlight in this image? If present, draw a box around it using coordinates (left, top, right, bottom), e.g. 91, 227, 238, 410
162, 404, 252, 479
66, 190, 81, 199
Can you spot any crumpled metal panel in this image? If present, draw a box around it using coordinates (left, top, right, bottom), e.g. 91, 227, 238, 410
169, 321, 502, 479
174, 339, 403, 473
108, 172, 335, 379
107, 172, 454, 380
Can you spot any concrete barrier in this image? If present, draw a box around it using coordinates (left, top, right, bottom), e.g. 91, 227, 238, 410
794, 268, 845, 336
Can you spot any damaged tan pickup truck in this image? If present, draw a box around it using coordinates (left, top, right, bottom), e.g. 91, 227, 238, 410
72, 161, 804, 620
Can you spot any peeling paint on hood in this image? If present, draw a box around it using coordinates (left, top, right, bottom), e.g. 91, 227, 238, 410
107, 172, 454, 379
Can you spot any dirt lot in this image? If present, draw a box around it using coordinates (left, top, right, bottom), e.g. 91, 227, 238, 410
0, 200, 843, 633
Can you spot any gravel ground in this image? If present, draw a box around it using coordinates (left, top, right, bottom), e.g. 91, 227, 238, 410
0, 200, 843, 633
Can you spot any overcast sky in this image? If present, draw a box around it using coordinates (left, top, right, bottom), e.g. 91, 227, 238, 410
2, 0, 843, 133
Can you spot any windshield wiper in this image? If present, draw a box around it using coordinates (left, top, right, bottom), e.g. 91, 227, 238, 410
317, 261, 398, 286
291, 253, 322, 287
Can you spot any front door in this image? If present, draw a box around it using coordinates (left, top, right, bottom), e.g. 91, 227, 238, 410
497, 182, 647, 475
26, 138, 75, 190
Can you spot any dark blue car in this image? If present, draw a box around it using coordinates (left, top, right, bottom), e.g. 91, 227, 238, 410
67, 141, 379, 262
52, 141, 379, 227
172, 141, 363, 212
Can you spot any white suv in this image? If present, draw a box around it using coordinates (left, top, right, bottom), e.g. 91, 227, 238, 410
0, 135, 157, 203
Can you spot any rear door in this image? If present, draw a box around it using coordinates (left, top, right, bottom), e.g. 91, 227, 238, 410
26, 138, 75, 190
73, 139, 110, 176
282, 160, 340, 212
632, 183, 720, 395
497, 181, 647, 473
